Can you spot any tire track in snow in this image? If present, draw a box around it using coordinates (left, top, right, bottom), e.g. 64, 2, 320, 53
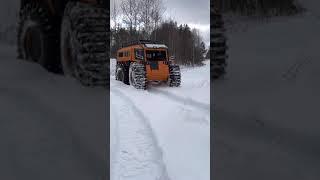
150, 88, 210, 112
111, 89, 171, 180
110, 101, 120, 180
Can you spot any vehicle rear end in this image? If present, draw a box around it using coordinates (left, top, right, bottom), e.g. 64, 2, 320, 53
142, 44, 181, 87
143, 44, 170, 82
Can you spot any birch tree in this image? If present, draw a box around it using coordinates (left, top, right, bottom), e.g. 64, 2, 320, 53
121, 0, 141, 34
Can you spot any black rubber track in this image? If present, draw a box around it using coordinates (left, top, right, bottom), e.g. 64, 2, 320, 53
115, 62, 130, 85
61, 2, 108, 86
129, 62, 148, 90
168, 64, 181, 87
211, 9, 228, 79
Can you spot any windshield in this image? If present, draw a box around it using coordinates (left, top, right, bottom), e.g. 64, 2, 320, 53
135, 49, 144, 60
146, 50, 167, 61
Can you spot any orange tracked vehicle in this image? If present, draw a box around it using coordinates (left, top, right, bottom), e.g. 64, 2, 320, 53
115, 40, 181, 89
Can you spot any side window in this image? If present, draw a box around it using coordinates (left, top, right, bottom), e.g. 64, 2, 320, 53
119, 52, 123, 57
135, 49, 144, 60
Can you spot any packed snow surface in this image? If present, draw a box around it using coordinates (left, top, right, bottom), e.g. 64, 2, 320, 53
0, 43, 106, 179
110, 59, 210, 180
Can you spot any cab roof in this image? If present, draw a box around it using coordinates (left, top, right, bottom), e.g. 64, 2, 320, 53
144, 44, 168, 49
121, 40, 168, 49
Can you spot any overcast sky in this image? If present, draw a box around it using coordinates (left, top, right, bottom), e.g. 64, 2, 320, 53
110, 0, 210, 48
163, 0, 210, 46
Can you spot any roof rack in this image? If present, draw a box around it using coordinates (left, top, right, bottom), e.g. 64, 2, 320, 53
121, 39, 162, 48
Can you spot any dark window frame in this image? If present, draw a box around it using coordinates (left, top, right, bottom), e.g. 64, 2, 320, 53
145, 50, 167, 61
135, 48, 145, 60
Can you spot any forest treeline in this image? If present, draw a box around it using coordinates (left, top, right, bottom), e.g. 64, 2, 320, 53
214, 0, 304, 16
111, 0, 208, 66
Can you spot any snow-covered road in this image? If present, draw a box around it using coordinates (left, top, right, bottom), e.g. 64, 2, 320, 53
110, 88, 170, 180
110, 59, 210, 180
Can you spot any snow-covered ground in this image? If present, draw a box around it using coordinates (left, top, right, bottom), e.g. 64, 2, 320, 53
110, 59, 210, 180
0, 43, 107, 179
214, 0, 320, 179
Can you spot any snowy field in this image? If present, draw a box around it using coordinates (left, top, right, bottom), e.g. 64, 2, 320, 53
214, 0, 320, 179
110, 59, 210, 180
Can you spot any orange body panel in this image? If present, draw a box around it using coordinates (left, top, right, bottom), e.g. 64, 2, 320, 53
117, 45, 143, 62
146, 61, 169, 81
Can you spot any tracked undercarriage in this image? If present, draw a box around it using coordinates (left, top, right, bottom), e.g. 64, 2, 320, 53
17, 0, 108, 86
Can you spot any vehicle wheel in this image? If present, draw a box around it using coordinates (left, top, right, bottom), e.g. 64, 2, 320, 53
17, 3, 60, 72
115, 64, 122, 81
129, 62, 147, 90
116, 63, 129, 84
167, 64, 181, 87
61, 2, 108, 86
